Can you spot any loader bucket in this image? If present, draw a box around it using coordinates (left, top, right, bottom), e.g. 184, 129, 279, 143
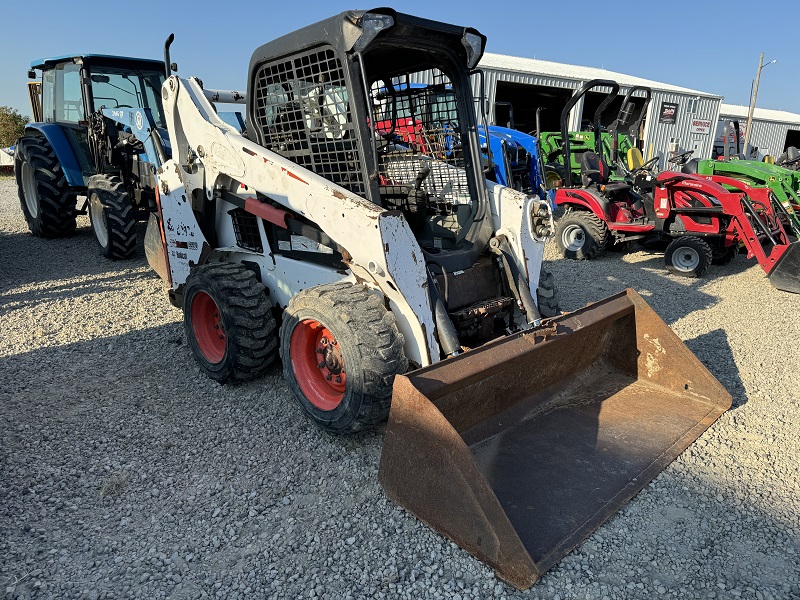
144, 212, 169, 282
379, 289, 731, 590
767, 242, 800, 294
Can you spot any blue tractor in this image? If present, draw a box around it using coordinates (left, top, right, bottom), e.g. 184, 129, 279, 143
478, 124, 551, 204
15, 50, 171, 258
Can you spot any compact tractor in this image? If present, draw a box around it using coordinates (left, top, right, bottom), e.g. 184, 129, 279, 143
78, 10, 732, 588
549, 80, 800, 292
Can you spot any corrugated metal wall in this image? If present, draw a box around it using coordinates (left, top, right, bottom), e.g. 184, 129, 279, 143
641, 91, 721, 168
475, 68, 722, 165
717, 116, 795, 159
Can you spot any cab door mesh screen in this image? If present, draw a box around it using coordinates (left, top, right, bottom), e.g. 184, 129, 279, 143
253, 47, 366, 196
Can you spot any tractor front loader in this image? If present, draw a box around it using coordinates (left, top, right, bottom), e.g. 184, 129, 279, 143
145, 10, 730, 588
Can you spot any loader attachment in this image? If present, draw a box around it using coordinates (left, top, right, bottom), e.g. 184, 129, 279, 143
379, 289, 731, 589
767, 242, 800, 294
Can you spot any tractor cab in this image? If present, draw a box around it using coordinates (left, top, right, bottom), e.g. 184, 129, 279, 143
28, 54, 167, 185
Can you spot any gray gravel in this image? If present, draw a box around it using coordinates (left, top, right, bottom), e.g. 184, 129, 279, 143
1, 174, 799, 600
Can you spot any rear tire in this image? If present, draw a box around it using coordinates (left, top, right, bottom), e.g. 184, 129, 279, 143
664, 236, 713, 278
280, 282, 407, 435
536, 269, 561, 318
183, 263, 278, 383
555, 209, 608, 260
14, 133, 76, 238
87, 174, 137, 259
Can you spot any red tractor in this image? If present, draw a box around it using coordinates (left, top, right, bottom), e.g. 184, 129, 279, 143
550, 80, 800, 292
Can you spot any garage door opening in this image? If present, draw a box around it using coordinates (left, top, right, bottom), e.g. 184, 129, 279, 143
784, 129, 800, 151
493, 81, 574, 134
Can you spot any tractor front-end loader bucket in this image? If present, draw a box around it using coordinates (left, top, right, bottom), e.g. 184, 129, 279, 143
379, 289, 731, 589
767, 242, 800, 294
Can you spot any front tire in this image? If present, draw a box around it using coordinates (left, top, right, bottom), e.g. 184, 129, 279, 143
664, 236, 713, 278
536, 269, 561, 318
280, 282, 407, 435
87, 174, 137, 259
183, 263, 278, 383
555, 209, 609, 260
14, 133, 76, 238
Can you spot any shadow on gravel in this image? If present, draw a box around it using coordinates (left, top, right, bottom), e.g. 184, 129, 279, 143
0, 270, 154, 319
684, 329, 747, 409
0, 223, 150, 291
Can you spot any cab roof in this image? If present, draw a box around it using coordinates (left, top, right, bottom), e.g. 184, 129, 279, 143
30, 54, 164, 70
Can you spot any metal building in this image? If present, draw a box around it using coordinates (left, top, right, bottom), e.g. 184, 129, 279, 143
714, 104, 800, 160
474, 53, 723, 168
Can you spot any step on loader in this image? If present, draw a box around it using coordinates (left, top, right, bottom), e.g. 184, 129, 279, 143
142, 10, 730, 588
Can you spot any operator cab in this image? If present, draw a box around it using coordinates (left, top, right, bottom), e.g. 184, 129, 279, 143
29, 54, 167, 180
247, 9, 490, 273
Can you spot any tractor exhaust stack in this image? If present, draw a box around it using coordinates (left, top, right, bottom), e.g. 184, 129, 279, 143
379, 289, 731, 589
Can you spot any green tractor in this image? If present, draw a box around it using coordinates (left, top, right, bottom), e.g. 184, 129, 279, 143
537, 84, 650, 186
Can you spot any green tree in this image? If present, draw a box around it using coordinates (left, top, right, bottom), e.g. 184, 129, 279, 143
0, 106, 30, 148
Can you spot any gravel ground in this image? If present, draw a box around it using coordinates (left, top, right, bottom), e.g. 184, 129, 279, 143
1, 174, 798, 600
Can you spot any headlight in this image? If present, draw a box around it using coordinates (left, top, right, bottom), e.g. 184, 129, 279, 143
461, 31, 484, 69
353, 13, 395, 52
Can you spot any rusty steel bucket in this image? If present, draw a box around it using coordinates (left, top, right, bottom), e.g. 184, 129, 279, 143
379, 289, 731, 589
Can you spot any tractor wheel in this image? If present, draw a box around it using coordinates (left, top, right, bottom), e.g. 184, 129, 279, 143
280, 282, 407, 435
711, 245, 737, 266
87, 174, 137, 260
183, 263, 278, 383
536, 269, 561, 318
14, 133, 76, 238
555, 209, 609, 260
664, 236, 713, 278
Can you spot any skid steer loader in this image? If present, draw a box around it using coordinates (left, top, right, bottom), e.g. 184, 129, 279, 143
143, 10, 730, 589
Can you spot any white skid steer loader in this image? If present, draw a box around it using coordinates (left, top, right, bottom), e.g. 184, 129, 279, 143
139, 9, 731, 589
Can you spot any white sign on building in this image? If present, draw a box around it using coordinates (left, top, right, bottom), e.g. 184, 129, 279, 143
690, 118, 713, 135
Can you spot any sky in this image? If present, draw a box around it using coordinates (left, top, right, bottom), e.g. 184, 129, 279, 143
1, 0, 797, 118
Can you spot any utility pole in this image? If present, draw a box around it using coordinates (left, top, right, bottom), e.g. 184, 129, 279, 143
742, 53, 776, 157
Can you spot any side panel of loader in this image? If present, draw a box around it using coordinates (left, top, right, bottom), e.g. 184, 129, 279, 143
379, 289, 731, 589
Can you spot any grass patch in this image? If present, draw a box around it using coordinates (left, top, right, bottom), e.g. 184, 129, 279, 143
99, 474, 128, 498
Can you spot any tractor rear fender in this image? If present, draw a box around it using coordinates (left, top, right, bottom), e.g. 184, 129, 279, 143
554, 189, 607, 221
24, 123, 84, 187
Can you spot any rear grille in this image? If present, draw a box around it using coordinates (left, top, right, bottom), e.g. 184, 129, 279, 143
252, 47, 366, 196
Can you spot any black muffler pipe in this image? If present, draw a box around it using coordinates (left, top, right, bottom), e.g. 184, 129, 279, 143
164, 33, 175, 78
427, 270, 461, 357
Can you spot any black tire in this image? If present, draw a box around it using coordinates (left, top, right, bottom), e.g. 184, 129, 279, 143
280, 282, 407, 435
664, 236, 713, 278
711, 245, 737, 266
183, 263, 278, 383
555, 209, 609, 260
14, 133, 76, 238
536, 269, 561, 318
87, 174, 137, 260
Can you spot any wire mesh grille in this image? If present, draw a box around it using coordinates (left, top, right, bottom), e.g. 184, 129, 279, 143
370, 71, 471, 214
230, 208, 263, 253
253, 47, 366, 196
